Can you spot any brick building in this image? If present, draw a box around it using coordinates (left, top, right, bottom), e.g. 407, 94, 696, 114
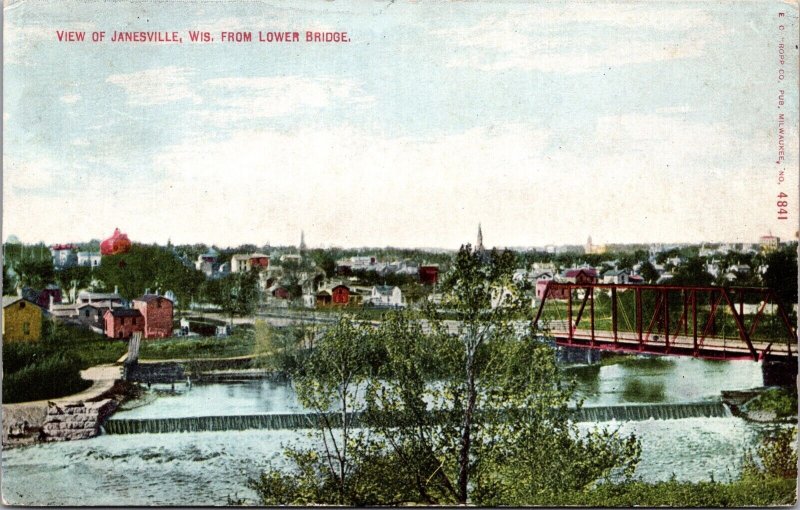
104, 308, 144, 339
132, 294, 174, 338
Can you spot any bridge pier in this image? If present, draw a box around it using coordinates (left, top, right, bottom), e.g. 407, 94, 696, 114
556, 345, 603, 365
761, 357, 798, 387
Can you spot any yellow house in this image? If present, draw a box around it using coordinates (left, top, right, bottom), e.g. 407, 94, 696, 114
3, 296, 43, 342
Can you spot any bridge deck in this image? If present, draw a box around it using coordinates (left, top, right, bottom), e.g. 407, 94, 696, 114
550, 328, 793, 360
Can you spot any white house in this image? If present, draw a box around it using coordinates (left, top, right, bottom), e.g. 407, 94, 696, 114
370, 285, 404, 307
77, 251, 102, 268
602, 269, 630, 284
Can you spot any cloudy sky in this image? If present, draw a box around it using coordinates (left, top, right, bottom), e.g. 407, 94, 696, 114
3, 0, 798, 249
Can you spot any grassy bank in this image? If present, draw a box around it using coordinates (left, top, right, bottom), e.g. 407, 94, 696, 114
137, 326, 255, 360
3, 322, 127, 403
549, 477, 796, 507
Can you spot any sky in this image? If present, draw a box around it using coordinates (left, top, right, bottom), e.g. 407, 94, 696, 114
3, 0, 799, 249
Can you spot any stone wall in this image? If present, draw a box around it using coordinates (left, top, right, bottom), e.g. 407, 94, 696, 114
42, 399, 118, 441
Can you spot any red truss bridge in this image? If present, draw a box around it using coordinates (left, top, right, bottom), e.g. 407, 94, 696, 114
532, 283, 797, 361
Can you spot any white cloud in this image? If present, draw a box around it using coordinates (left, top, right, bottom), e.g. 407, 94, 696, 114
433, 5, 720, 73
2, 157, 57, 192
197, 76, 374, 123
106, 66, 202, 106
60, 94, 81, 104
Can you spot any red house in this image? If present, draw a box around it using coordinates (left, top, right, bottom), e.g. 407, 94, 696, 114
562, 268, 598, 284
332, 285, 350, 305
132, 294, 174, 338
104, 308, 144, 339
419, 265, 439, 285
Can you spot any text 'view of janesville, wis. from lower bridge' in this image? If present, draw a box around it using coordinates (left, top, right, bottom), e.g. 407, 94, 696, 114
2, 224, 798, 506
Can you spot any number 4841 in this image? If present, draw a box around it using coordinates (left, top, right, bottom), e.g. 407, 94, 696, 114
777, 192, 789, 220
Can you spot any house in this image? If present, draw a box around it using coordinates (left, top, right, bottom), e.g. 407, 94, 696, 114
561, 268, 598, 284
628, 274, 644, 284
50, 244, 77, 268
132, 294, 174, 339
419, 265, 439, 285
37, 285, 63, 308
231, 253, 270, 273
759, 235, 780, 252
77, 251, 102, 268
77, 291, 125, 307
602, 269, 630, 285
370, 285, 403, 307
2, 296, 43, 341
104, 308, 144, 339
536, 279, 569, 300
332, 285, 351, 305
315, 289, 333, 307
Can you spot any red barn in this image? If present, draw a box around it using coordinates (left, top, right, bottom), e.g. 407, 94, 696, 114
132, 294, 174, 338
104, 308, 144, 339
332, 285, 350, 305
419, 265, 439, 285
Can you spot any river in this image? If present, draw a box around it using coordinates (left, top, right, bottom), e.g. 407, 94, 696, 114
0, 356, 785, 505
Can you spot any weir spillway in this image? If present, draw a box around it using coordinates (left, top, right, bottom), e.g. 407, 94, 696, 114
103, 401, 731, 435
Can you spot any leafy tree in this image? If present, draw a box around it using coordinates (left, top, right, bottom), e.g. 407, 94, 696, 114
15, 258, 55, 290
95, 243, 204, 307
248, 318, 384, 505
763, 248, 798, 305
670, 256, 713, 287
638, 261, 659, 284
215, 270, 260, 322
363, 245, 639, 505
53, 266, 92, 296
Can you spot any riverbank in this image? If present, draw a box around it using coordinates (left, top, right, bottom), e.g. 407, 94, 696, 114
2, 364, 131, 448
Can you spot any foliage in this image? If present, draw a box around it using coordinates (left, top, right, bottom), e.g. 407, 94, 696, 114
548, 477, 796, 507
249, 318, 383, 505
763, 247, 798, 305
209, 270, 260, 320
2, 351, 91, 403
742, 427, 798, 480
95, 243, 205, 306
15, 258, 55, 290
3, 323, 126, 403
249, 244, 641, 506
251, 321, 311, 374
638, 261, 659, 284
746, 388, 798, 418
136, 328, 255, 360
670, 256, 714, 287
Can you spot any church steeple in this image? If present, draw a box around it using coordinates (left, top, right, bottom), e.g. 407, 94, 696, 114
476, 223, 485, 253
299, 230, 307, 252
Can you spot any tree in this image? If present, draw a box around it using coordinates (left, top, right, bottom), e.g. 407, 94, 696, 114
638, 261, 659, 284
363, 245, 639, 505
95, 243, 204, 306
216, 270, 259, 322
762, 248, 798, 305
249, 244, 640, 506
670, 257, 713, 287
15, 258, 55, 290
248, 318, 386, 505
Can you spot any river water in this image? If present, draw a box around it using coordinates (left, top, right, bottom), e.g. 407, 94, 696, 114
0, 356, 785, 506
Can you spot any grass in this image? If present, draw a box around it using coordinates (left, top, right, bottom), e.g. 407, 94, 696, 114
549, 477, 796, 507
3, 321, 128, 403
138, 327, 256, 360
746, 387, 798, 418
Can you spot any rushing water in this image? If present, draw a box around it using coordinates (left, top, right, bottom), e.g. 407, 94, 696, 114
0, 356, 783, 506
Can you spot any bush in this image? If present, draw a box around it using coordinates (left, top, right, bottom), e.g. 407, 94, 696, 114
2, 352, 92, 403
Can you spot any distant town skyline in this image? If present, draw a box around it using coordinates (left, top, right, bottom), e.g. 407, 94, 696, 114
4, 0, 797, 249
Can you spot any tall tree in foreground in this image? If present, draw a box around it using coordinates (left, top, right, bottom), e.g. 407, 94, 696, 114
249, 245, 640, 505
